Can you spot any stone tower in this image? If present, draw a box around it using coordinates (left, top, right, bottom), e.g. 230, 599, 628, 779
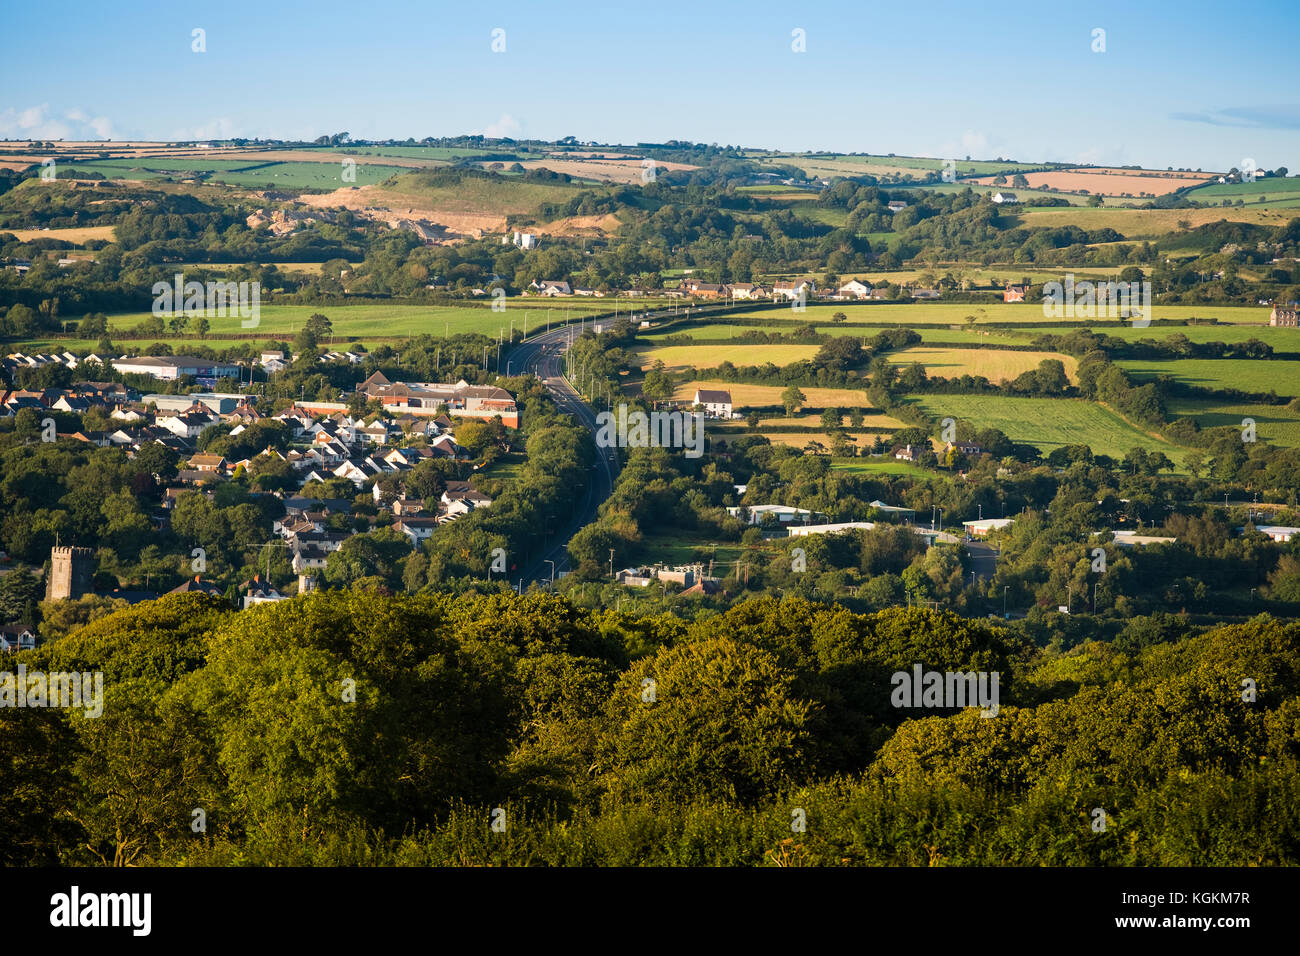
46, 546, 94, 602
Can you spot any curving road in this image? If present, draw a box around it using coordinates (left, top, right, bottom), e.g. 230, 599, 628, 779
509, 323, 620, 587
505, 299, 783, 588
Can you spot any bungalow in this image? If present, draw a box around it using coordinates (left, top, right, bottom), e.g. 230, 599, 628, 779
786, 521, 877, 537
533, 280, 572, 296
893, 444, 927, 462
187, 453, 227, 473
725, 504, 819, 526
241, 574, 286, 608
167, 576, 226, 597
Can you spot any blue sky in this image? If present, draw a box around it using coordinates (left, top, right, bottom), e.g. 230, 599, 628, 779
2, 0, 1297, 172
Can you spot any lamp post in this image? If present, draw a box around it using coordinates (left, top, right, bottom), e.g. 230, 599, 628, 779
1003, 586, 1009, 617
545, 560, 555, 584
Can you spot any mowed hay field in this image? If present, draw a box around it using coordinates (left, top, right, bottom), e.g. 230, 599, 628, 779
1166, 397, 1300, 447
670, 380, 872, 410
637, 344, 822, 371
889, 346, 1076, 383
3, 225, 117, 243
1011, 204, 1298, 235
910, 394, 1189, 462
1117, 358, 1300, 397
968, 168, 1214, 196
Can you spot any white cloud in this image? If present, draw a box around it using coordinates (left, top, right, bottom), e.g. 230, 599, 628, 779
476, 113, 522, 139
0, 103, 118, 140
169, 117, 240, 141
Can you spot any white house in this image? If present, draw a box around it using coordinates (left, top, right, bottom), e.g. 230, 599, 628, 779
692, 389, 733, 418
0, 624, 37, 652
837, 279, 871, 299
726, 504, 818, 525
394, 516, 439, 545
992, 192, 1019, 205
787, 521, 877, 537
772, 279, 814, 301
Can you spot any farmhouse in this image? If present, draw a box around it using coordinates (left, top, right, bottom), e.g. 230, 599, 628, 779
1003, 284, 1028, 303
1269, 304, 1299, 327
692, 388, 733, 418
532, 280, 571, 296
992, 192, 1019, 205
837, 279, 871, 299
887, 201, 908, 213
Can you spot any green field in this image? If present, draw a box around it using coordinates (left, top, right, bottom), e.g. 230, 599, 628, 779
831, 458, 933, 478
909, 394, 1190, 461
1186, 176, 1300, 207
320, 145, 521, 162
17, 302, 630, 350
59, 158, 398, 189
1166, 397, 1300, 447
1118, 358, 1300, 397
636, 531, 747, 567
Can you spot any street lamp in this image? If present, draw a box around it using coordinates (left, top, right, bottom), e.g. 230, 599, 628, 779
1003, 585, 1009, 617
545, 560, 555, 584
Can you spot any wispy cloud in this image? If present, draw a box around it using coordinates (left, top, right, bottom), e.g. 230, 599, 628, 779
1171, 105, 1300, 130
0, 103, 118, 140
476, 113, 522, 139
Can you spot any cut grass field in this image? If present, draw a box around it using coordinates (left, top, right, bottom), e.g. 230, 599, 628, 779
831, 458, 934, 478
1117, 358, 1300, 397
3, 225, 116, 243
1166, 397, 1300, 447
758, 432, 889, 450
909, 394, 1190, 462
669, 380, 873, 410
1010, 204, 1298, 235
888, 346, 1077, 383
